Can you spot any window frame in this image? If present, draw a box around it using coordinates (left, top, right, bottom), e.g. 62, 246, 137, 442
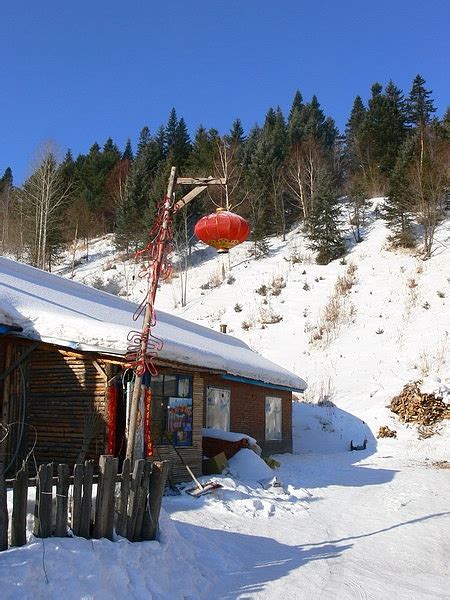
265, 395, 282, 441
205, 386, 231, 432
150, 373, 194, 447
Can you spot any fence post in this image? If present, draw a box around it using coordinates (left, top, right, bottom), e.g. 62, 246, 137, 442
93, 455, 118, 540
143, 460, 170, 541
0, 463, 8, 551
126, 459, 144, 541
79, 460, 94, 539
55, 464, 70, 538
11, 461, 28, 547
131, 460, 152, 542
33, 463, 53, 538
116, 458, 130, 538
71, 463, 84, 536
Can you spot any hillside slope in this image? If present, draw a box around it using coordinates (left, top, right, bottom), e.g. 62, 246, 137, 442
57, 203, 450, 460
3, 205, 449, 599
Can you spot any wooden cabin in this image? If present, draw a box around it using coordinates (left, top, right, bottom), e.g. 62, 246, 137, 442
0, 257, 306, 481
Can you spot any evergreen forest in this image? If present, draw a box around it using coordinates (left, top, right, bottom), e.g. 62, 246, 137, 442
1, 74, 449, 269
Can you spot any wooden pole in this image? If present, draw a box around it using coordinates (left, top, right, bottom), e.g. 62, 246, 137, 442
125, 166, 177, 463
0, 463, 8, 551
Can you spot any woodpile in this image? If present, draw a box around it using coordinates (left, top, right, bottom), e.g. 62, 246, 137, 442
390, 382, 450, 426
377, 425, 397, 438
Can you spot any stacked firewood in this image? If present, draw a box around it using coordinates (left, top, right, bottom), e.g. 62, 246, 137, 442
390, 382, 450, 426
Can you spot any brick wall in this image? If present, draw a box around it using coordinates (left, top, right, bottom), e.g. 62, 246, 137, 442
203, 375, 292, 454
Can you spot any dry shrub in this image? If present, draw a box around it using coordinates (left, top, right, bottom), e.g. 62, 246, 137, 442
271, 275, 286, 296
322, 295, 342, 324
201, 269, 223, 290
335, 263, 358, 295
414, 339, 448, 377
304, 378, 336, 406
259, 305, 283, 325
288, 247, 313, 265
309, 266, 357, 346
377, 425, 397, 439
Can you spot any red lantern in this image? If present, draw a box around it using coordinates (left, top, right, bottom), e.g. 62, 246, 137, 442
194, 208, 250, 253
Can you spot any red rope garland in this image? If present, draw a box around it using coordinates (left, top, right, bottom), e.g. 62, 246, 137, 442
126, 196, 174, 377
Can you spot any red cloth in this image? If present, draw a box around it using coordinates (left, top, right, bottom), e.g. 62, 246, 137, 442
202, 436, 250, 459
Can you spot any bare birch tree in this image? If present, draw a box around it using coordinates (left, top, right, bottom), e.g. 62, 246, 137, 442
410, 128, 450, 258
20, 149, 72, 270
284, 138, 328, 221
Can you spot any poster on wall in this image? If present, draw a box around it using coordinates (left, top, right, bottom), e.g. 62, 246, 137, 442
167, 397, 193, 446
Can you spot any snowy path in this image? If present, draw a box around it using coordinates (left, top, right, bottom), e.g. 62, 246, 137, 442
166, 453, 450, 600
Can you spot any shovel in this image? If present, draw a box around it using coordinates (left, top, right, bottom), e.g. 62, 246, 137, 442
161, 432, 222, 497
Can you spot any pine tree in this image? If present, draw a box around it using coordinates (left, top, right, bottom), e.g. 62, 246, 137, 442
172, 117, 192, 169
287, 90, 304, 146
122, 138, 134, 161
345, 96, 366, 170
227, 118, 246, 146
306, 169, 344, 264
382, 137, 416, 248
302, 95, 337, 149
440, 107, 450, 141
165, 108, 179, 151
0, 167, 13, 191
155, 125, 166, 158
407, 75, 436, 129
358, 83, 392, 192
115, 128, 163, 253
188, 126, 217, 175
0, 167, 14, 253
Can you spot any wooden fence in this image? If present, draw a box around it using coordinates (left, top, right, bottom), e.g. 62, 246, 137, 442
0, 455, 169, 552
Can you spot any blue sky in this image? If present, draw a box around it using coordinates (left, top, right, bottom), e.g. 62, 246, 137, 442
1, 1, 449, 183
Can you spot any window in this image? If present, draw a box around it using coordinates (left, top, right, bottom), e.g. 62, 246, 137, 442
265, 396, 282, 440
206, 387, 231, 431
150, 374, 193, 446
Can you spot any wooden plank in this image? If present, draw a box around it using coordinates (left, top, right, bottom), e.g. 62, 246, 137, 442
92, 360, 107, 380
132, 460, 152, 542
55, 464, 70, 538
126, 460, 145, 541
0, 345, 12, 463
33, 463, 53, 538
71, 463, 84, 536
0, 463, 8, 551
93, 455, 118, 540
173, 185, 207, 213
176, 177, 226, 185
11, 462, 29, 546
116, 458, 130, 537
143, 460, 170, 541
0, 341, 39, 381
79, 460, 94, 539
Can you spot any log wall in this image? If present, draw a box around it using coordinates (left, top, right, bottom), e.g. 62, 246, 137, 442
0, 340, 31, 473
28, 347, 107, 468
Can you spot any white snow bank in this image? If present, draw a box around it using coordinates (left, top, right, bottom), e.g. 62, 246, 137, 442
227, 448, 274, 482
202, 427, 257, 445
420, 374, 450, 401
0, 257, 305, 391
293, 401, 373, 454
0, 508, 212, 600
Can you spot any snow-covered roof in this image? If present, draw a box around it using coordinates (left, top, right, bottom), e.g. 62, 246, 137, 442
0, 257, 306, 391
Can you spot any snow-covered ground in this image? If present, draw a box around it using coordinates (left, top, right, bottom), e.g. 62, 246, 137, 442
2, 204, 450, 598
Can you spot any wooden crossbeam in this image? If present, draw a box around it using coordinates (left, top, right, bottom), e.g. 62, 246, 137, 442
173, 185, 207, 213
176, 177, 226, 185
0, 341, 39, 381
